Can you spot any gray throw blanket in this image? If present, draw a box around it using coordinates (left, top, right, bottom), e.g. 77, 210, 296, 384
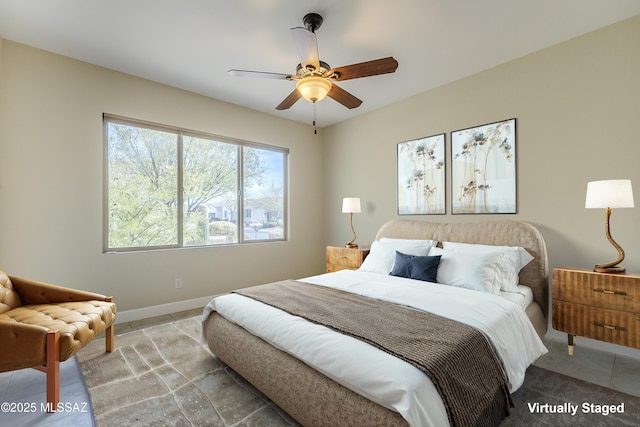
235, 280, 513, 427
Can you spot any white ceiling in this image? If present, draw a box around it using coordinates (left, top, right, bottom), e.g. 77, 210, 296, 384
1, 1, 639, 127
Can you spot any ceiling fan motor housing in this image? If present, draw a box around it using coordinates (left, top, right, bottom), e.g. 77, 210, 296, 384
296, 60, 331, 76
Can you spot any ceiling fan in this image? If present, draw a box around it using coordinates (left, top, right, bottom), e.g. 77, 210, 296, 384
228, 13, 399, 111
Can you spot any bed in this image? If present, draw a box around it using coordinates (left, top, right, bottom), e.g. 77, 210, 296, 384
202, 219, 549, 426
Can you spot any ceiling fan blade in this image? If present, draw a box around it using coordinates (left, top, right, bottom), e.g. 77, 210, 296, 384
327, 84, 362, 109
276, 89, 302, 110
228, 69, 293, 80
330, 57, 399, 81
291, 27, 320, 70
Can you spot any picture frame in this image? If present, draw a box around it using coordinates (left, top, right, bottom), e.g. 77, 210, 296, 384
450, 118, 517, 214
397, 133, 446, 215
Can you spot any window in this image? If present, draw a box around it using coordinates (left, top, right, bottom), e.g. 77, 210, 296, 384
104, 115, 288, 252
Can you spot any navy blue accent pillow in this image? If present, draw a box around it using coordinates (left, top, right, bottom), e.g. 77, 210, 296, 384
389, 251, 441, 282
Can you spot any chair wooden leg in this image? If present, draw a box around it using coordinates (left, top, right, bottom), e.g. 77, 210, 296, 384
45, 330, 60, 412
106, 323, 114, 353
105, 296, 115, 353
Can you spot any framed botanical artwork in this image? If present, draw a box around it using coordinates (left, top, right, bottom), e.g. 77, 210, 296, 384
451, 118, 517, 214
397, 133, 446, 215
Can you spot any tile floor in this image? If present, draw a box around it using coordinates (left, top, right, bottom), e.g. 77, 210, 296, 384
1, 310, 639, 427
0, 308, 202, 427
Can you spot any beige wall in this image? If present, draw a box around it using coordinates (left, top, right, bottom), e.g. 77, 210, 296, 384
0, 40, 326, 312
323, 15, 640, 280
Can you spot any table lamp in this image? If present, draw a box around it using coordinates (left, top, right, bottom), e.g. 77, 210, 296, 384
342, 198, 361, 248
585, 179, 634, 273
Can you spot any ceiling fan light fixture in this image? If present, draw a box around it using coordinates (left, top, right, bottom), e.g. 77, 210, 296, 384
296, 76, 332, 103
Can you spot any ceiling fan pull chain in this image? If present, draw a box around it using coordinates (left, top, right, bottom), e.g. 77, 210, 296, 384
313, 101, 317, 135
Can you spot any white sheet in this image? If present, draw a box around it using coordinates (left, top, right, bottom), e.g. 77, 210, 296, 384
500, 284, 534, 308
203, 270, 547, 427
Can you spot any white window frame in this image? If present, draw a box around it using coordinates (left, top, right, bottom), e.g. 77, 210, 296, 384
103, 114, 289, 252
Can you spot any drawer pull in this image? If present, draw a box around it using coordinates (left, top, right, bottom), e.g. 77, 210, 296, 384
593, 322, 626, 331
593, 288, 627, 296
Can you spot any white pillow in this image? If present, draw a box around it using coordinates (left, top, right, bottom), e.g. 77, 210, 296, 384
442, 242, 534, 292
380, 237, 437, 248
430, 247, 503, 294
358, 239, 434, 275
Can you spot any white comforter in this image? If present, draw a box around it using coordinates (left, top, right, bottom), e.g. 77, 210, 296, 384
203, 270, 547, 427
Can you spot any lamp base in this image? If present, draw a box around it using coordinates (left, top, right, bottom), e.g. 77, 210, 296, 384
593, 266, 626, 274
345, 243, 358, 249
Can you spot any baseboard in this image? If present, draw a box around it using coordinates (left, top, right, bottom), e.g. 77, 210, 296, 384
545, 328, 640, 360
115, 294, 219, 324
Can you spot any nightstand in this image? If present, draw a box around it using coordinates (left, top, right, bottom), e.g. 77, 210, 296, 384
552, 267, 640, 355
326, 246, 369, 272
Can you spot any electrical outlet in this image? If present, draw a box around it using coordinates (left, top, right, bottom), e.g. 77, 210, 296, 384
175, 278, 183, 289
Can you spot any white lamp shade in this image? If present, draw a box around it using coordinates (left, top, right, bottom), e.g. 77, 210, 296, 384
585, 179, 634, 209
342, 197, 361, 213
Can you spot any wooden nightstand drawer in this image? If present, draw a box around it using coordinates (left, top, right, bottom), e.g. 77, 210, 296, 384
327, 247, 362, 267
553, 301, 640, 349
552, 268, 638, 311
552, 267, 640, 354
326, 246, 369, 272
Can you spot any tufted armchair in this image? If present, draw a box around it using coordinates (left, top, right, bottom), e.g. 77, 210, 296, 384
0, 269, 116, 410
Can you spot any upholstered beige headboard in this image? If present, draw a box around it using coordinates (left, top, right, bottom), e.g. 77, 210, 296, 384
375, 219, 549, 318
